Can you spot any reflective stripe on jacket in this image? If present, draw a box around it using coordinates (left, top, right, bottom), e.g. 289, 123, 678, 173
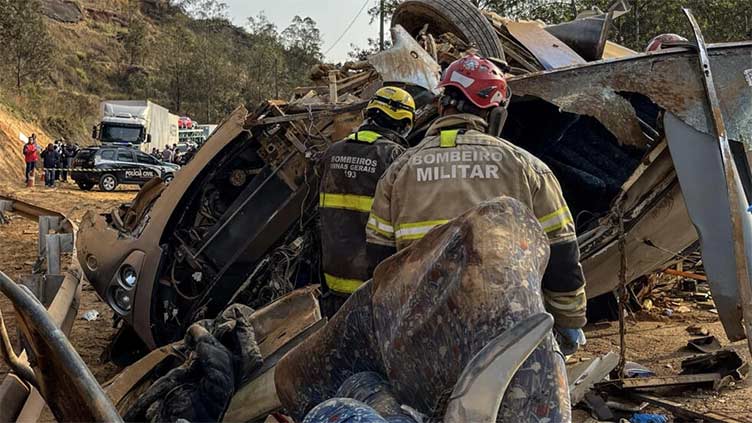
367, 113, 586, 328
319, 128, 405, 294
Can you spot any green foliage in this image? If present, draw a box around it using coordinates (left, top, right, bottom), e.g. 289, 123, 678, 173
124, 16, 149, 65
0, 0, 55, 91
0, 0, 325, 143
366, 0, 752, 51
174, 0, 229, 20
141, 9, 323, 122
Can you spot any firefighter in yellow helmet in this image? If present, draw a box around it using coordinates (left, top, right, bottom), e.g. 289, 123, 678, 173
318, 86, 415, 316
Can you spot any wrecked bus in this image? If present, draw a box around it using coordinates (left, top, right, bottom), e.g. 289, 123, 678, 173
3, 0, 752, 420
77, 9, 752, 354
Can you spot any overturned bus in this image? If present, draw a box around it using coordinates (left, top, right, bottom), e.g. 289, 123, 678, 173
3, 0, 752, 421
78, 4, 752, 354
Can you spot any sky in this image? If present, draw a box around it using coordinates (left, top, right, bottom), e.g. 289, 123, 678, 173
224, 0, 377, 63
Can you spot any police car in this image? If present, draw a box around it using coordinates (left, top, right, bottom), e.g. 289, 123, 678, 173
71, 146, 180, 191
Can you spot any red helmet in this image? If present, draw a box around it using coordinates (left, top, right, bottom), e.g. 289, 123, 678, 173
646, 33, 688, 52
437, 54, 509, 109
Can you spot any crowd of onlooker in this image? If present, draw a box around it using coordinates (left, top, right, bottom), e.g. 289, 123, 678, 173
151, 143, 197, 166
23, 134, 80, 188
21, 136, 197, 189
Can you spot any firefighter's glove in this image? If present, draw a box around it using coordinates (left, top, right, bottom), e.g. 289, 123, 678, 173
124, 304, 262, 422
555, 327, 586, 356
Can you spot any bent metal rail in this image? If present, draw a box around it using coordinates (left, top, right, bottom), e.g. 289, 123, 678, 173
0, 195, 83, 422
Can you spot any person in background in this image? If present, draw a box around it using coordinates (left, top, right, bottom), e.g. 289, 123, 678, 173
22, 137, 39, 185
62, 139, 78, 182
161, 146, 173, 163
151, 147, 160, 158
32, 134, 42, 178
41, 143, 60, 188
54, 140, 64, 181
182, 146, 197, 164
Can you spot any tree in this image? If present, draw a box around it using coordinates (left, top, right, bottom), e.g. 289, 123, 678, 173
281, 16, 324, 91
174, 0, 228, 20
124, 16, 150, 65
369, 0, 752, 51
282, 16, 324, 61
154, 21, 198, 112
0, 0, 54, 91
243, 13, 286, 103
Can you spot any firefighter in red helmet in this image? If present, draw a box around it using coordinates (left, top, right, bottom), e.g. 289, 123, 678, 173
366, 54, 587, 419
646, 33, 688, 52
275, 55, 585, 423
369, 53, 586, 333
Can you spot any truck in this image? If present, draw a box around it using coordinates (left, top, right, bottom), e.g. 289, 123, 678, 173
92, 100, 179, 152
177, 124, 218, 147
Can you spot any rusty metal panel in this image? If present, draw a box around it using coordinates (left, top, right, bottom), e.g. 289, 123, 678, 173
665, 112, 752, 342
581, 183, 698, 298
603, 41, 637, 59
508, 42, 752, 149
0, 272, 121, 422
505, 21, 586, 70
683, 8, 752, 352
368, 25, 442, 93
0, 197, 84, 421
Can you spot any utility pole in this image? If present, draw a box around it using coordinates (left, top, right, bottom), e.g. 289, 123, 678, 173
379, 0, 385, 51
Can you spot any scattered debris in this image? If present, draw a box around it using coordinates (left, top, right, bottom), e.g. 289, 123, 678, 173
628, 393, 746, 423
2, 1, 752, 422
568, 351, 619, 405
686, 336, 722, 353
81, 310, 99, 321
681, 350, 748, 383
623, 362, 656, 378
629, 413, 668, 423
605, 399, 648, 413
675, 305, 691, 313
601, 373, 732, 391
662, 268, 707, 281
584, 391, 615, 421
687, 324, 710, 337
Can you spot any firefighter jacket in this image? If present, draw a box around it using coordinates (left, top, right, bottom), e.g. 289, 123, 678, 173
319, 126, 406, 295
366, 113, 587, 328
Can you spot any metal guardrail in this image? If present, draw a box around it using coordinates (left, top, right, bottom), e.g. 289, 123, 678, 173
0, 196, 82, 422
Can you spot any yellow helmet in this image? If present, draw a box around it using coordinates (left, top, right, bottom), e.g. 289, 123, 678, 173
366, 86, 416, 126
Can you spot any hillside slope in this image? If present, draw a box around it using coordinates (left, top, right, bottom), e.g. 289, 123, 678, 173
4, 0, 156, 146
0, 106, 51, 185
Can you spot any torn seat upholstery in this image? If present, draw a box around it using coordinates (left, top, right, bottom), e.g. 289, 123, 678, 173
276, 198, 571, 421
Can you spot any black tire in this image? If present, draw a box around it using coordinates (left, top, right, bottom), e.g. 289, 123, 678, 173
392, 0, 504, 61
162, 173, 174, 184
99, 173, 118, 192
76, 181, 94, 191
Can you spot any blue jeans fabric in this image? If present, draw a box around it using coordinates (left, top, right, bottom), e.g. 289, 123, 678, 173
45, 169, 56, 187
25, 162, 35, 182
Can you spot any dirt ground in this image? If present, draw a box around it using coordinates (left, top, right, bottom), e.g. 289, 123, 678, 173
0, 180, 136, 386
578, 310, 752, 421
0, 180, 751, 421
